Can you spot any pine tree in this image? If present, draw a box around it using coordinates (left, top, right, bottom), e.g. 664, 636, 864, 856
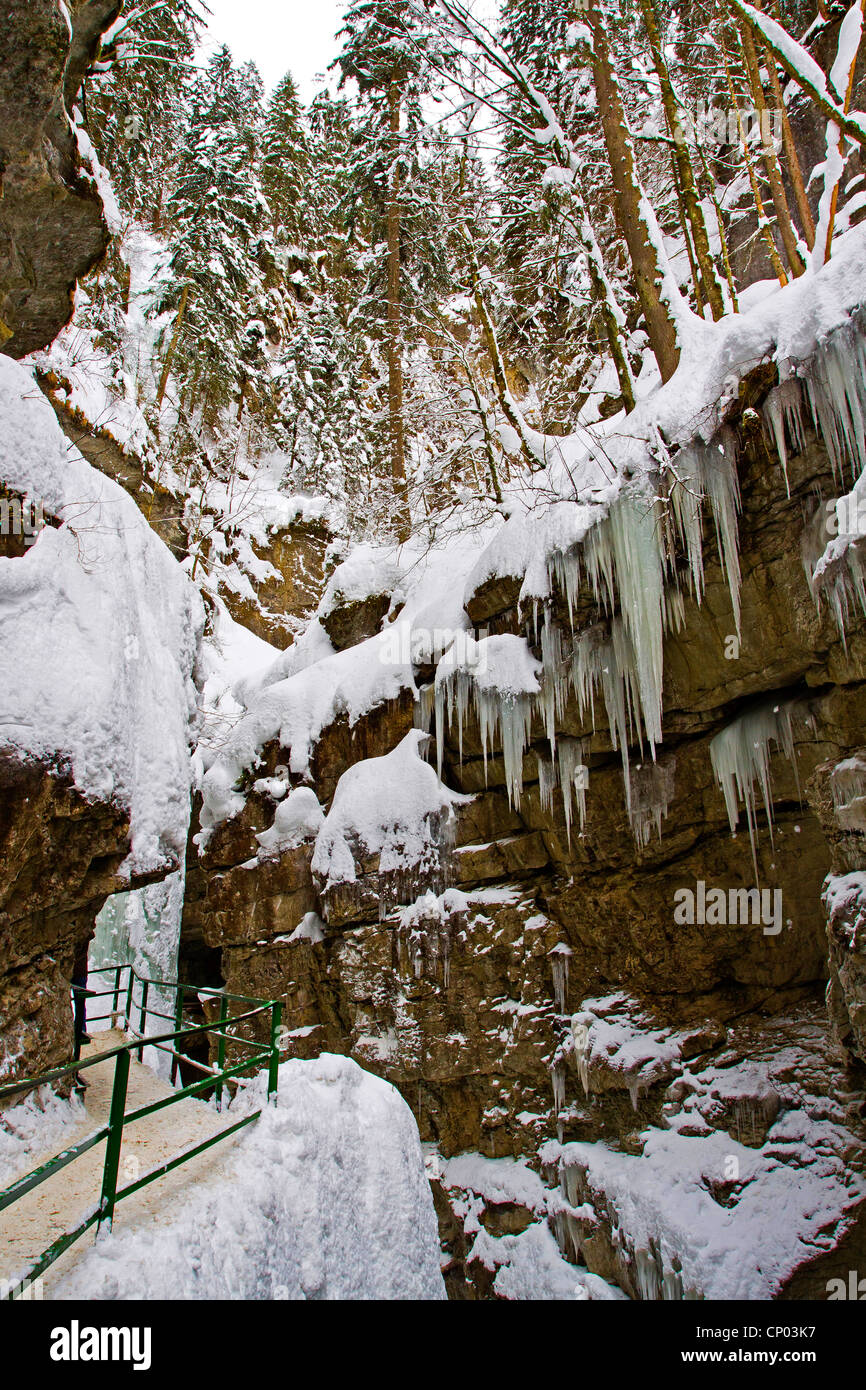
335, 0, 450, 538
87, 0, 207, 231
261, 73, 311, 249
159, 47, 271, 428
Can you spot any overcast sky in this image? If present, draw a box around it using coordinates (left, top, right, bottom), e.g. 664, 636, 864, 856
202, 0, 347, 100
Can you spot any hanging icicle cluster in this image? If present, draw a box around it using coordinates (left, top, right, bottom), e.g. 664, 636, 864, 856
628, 758, 676, 849
434, 460, 742, 837
773, 315, 866, 640
709, 699, 806, 875
537, 738, 589, 845
431, 313, 866, 858
764, 312, 866, 497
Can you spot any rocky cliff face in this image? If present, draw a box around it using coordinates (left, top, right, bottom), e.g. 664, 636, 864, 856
0, 0, 118, 359
187, 350, 866, 1298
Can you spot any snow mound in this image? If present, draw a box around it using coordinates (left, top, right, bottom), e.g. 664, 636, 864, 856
54, 1055, 446, 1301
256, 786, 324, 855
0, 355, 203, 875
317, 542, 405, 620
312, 729, 469, 891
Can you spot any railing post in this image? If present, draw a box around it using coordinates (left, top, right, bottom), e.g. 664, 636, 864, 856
268, 1003, 282, 1103
123, 965, 135, 1034
215, 995, 228, 1112
111, 966, 122, 1028
98, 1048, 130, 1235
137, 980, 149, 1062
72, 987, 82, 1064
171, 983, 184, 1087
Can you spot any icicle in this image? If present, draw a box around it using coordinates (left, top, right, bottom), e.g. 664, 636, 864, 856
435, 636, 541, 809
537, 754, 558, 815
628, 759, 676, 848
765, 314, 866, 494
665, 430, 742, 636
434, 461, 742, 833
572, 1016, 591, 1097
549, 943, 573, 1014
415, 682, 436, 735
551, 1058, 566, 1115
634, 1249, 663, 1301
536, 738, 588, 846
831, 755, 866, 830
558, 738, 589, 842
709, 700, 803, 878
586, 493, 667, 751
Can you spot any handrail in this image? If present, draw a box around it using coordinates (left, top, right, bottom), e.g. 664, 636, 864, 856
0, 962, 283, 1299
0, 1004, 274, 1102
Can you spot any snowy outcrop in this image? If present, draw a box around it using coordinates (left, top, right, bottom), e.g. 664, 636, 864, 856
429, 1149, 627, 1300
317, 543, 405, 651
0, 354, 203, 875
198, 534, 487, 835
312, 730, 469, 924
824, 872, 866, 1064
54, 1055, 446, 1301
0, 352, 202, 1084
548, 1002, 866, 1300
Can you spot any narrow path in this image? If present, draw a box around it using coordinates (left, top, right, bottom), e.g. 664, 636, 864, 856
0, 1032, 245, 1295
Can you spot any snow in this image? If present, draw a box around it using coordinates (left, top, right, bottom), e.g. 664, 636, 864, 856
283, 911, 326, 945
0, 1089, 86, 1189
199, 624, 417, 832
30, 228, 172, 469
830, 4, 866, 104
72, 112, 122, 235
824, 868, 866, 920
732, 2, 866, 143
443, 226, 866, 847
200, 534, 488, 836
569, 993, 690, 1107
432, 1148, 627, 1300
54, 1055, 446, 1301
317, 543, 405, 621
311, 730, 469, 906
434, 633, 542, 807
491, 1223, 627, 1301
555, 1102, 863, 1300
0, 355, 203, 876
256, 787, 324, 856
439, 1153, 548, 1212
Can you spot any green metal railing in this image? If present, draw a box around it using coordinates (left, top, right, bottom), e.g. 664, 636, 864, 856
0, 963, 282, 1300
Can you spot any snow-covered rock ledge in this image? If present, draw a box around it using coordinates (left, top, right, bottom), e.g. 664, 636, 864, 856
0, 353, 204, 878
0, 353, 203, 1085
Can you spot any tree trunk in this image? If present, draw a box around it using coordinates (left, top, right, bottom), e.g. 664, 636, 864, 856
735, 9, 806, 276
759, 19, 816, 250
637, 0, 727, 319
585, 2, 682, 382
157, 283, 190, 409
729, 1, 866, 152
386, 78, 410, 542
464, 230, 539, 472
720, 32, 789, 283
